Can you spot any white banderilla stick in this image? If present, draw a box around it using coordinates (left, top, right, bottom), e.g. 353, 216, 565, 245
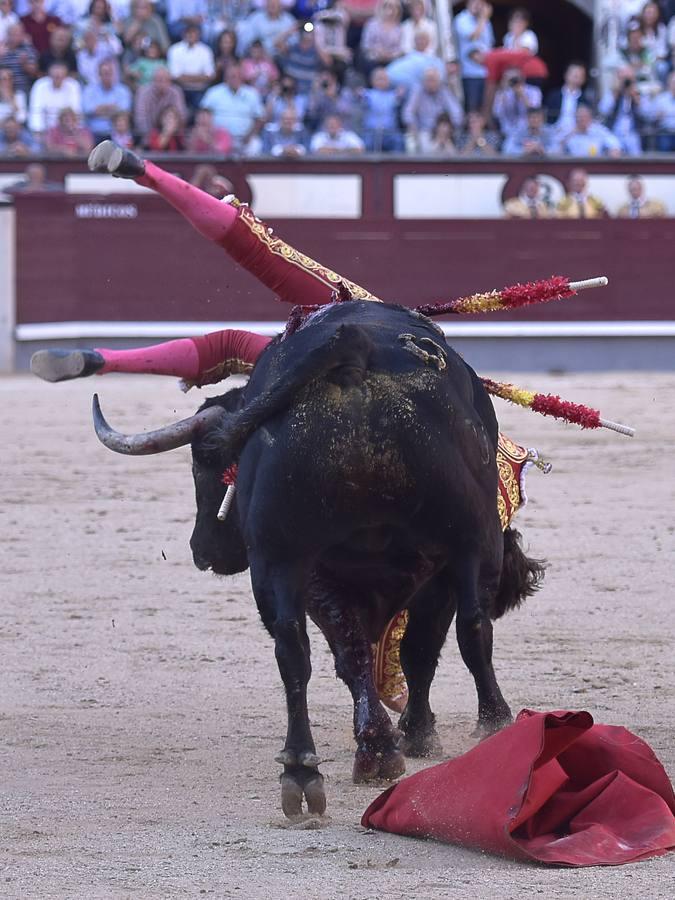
217, 484, 236, 522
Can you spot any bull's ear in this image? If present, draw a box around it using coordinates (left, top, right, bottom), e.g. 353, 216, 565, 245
92, 394, 226, 456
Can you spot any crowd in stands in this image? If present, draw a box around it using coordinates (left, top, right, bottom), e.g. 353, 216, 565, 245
2, 0, 675, 159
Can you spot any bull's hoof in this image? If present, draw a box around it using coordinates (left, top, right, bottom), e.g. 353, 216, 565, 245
472, 710, 513, 739
400, 728, 443, 758
88, 140, 145, 179
352, 747, 406, 783
280, 769, 326, 819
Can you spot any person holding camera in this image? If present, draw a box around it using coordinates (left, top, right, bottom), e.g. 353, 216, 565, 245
598, 66, 647, 156
453, 0, 494, 112
492, 66, 541, 138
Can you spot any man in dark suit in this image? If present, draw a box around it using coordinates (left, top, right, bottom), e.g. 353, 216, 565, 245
546, 61, 593, 129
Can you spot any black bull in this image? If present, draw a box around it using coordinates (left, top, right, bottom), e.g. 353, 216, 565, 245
94, 301, 543, 818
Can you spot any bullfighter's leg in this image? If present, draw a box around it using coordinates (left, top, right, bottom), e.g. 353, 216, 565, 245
308, 577, 405, 783
87, 140, 379, 306
249, 555, 326, 819
31, 330, 271, 386
397, 576, 456, 758
453, 550, 512, 736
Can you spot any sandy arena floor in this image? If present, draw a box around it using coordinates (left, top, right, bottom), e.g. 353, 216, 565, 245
1, 371, 673, 899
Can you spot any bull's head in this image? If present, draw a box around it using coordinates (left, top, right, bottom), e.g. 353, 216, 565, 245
92, 390, 249, 576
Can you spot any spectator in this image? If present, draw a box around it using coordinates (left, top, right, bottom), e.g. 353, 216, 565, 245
199, 61, 263, 153
621, 21, 660, 94
492, 67, 541, 137
340, 0, 377, 52
360, 65, 403, 152
0, 0, 19, 45
557, 168, 607, 219
309, 112, 365, 154
503, 176, 552, 218
403, 67, 463, 152
0, 114, 38, 153
502, 105, 554, 156
44, 104, 93, 154
305, 67, 358, 130
616, 174, 666, 218
82, 57, 131, 139
167, 22, 215, 109
456, 109, 498, 156
386, 30, 444, 91
648, 69, 675, 150
453, 0, 494, 112
0, 23, 39, 94
236, 0, 295, 57
276, 22, 322, 95
313, 3, 352, 77
559, 103, 623, 157
265, 73, 307, 123
213, 28, 238, 83
134, 65, 187, 140
122, 0, 170, 56
38, 25, 77, 76
28, 60, 81, 136
241, 37, 278, 97
400, 0, 436, 56
419, 112, 457, 156
187, 105, 232, 152
262, 104, 307, 155
190, 163, 233, 198
109, 108, 134, 147
76, 28, 118, 85
360, 0, 403, 74
124, 36, 165, 87
503, 6, 538, 55
21, 0, 63, 55
0, 66, 27, 124
75, 0, 122, 44
165, 0, 207, 42
636, 1, 668, 80
598, 66, 646, 156
545, 61, 591, 131
145, 103, 186, 150
4, 161, 61, 188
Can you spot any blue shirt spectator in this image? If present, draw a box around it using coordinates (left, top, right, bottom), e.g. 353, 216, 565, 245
165, 0, 208, 41
200, 62, 264, 145
558, 105, 622, 157
82, 58, 132, 139
454, 0, 494, 111
386, 31, 444, 91
502, 107, 555, 156
360, 66, 403, 152
236, 0, 295, 56
262, 106, 307, 156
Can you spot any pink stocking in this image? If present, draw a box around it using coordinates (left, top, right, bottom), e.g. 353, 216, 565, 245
95, 338, 201, 379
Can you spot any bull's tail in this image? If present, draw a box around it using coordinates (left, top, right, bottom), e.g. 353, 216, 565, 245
206, 324, 374, 458
491, 526, 546, 620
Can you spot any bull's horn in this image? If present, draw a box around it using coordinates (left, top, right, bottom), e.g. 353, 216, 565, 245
92, 394, 226, 455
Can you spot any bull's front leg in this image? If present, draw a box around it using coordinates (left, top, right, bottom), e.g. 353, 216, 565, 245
250, 556, 326, 819
308, 576, 405, 783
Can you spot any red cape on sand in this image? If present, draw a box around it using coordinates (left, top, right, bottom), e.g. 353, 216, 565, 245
362, 710, 675, 867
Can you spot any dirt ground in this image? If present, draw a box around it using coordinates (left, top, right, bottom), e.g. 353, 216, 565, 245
1, 370, 673, 899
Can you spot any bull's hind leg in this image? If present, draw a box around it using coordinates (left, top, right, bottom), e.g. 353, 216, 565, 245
454, 551, 512, 736
398, 577, 455, 758
249, 557, 326, 819
308, 578, 405, 783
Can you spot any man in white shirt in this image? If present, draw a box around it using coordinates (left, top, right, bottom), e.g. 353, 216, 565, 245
28, 60, 81, 136
236, 0, 295, 56
310, 113, 364, 154
0, 0, 19, 45
167, 22, 214, 109
200, 61, 263, 153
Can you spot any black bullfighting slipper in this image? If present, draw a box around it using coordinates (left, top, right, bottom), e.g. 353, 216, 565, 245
87, 140, 145, 179
30, 349, 105, 382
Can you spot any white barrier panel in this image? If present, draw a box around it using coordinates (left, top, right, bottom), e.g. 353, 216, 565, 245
247, 174, 362, 218
0, 205, 15, 372
395, 174, 509, 219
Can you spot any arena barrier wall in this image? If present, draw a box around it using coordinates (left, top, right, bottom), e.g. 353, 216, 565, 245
4, 157, 675, 371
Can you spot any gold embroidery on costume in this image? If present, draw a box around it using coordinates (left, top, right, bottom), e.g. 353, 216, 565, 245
238, 205, 380, 302
374, 434, 536, 709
